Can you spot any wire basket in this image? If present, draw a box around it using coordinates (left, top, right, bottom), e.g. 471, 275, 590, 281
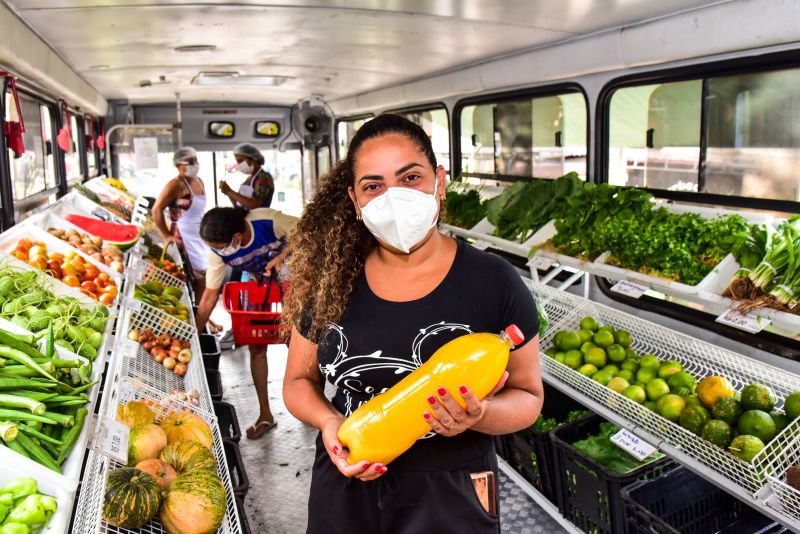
524, 279, 588, 336
130, 256, 188, 290
765, 418, 800, 526
72, 378, 242, 534
540, 298, 800, 496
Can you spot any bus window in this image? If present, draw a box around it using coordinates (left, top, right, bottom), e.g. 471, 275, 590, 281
459, 90, 587, 180
706, 68, 800, 201
64, 114, 83, 183
4, 92, 55, 199
336, 116, 372, 160
608, 80, 702, 191
86, 117, 98, 178
394, 108, 450, 175
41, 105, 56, 187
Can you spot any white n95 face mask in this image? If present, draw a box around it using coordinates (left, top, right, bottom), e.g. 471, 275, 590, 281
238, 161, 253, 174
359, 181, 439, 253
184, 164, 200, 178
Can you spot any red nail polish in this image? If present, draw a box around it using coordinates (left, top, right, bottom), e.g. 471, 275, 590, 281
379, 466, 387, 474
362, 462, 369, 469
332, 446, 339, 455
427, 395, 436, 405
437, 387, 447, 397
459, 385, 468, 394
423, 412, 431, 419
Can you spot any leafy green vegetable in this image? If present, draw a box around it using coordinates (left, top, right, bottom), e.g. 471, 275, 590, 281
572, 422, 664, 474
442, 188, 486, 229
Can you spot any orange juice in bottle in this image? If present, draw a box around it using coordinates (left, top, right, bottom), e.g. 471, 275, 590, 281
337, 325, 524, 465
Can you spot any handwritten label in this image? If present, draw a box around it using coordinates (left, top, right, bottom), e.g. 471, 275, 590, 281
610, 280, 648, 299
716, 308, 771, 334
610, 429, 657, 461
528, 256, 554, 271
94, 417, 130, 464
472, 240, 491, 251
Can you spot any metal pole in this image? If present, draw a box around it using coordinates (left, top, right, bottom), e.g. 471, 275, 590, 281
175, 92, 183, 147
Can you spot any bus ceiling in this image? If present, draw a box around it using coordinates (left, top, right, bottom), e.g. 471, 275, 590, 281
3, 0, 794, 114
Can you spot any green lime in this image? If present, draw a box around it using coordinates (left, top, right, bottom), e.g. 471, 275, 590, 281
667, 371, 697, 393
737, 410, 776, 443
614, 329, 633, 348
625, 348, 639, 360
632, 381, 647, 389
597, 325, 615, 335
607, 344, 627, 363
639, 354, 660, 370
554, 353, 566, 364
564, 350, 583, 369
729, 435, 765, 463
685, 395, 702, 408
636, 367, 657, 385
621, 359, 640, 373
784, 391, 800, 420
656, 394, 686, 422
671, 387, 692, 398
577, 329, 595, 344
544, 347, 559, 357
579, 316, 600, 332
644, 401, 658, 411
702, 419, 733, 448
769, 411, 790, 435
584, 347, 607, 368
558, 331, 582, 352
623, 385, 647, 404
646, 378, 671, 402
593, 331, 615, 349
578, 363, 598, 377
553, 331, 566, 348
680, 404, 710, 435
616, 370, 635, 382
658, 360, 683, 380
711, 397, 743, 426
607, 376, 630, 394
593, 371, 613, 386
580, 341, 597, 355
740, 384, 777, 412
602, 364, 619, 375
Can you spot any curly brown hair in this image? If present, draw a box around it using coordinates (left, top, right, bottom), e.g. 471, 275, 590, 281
283, 114, 438, 341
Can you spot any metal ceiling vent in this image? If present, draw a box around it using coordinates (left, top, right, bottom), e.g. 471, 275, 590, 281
291, 96, 333, 148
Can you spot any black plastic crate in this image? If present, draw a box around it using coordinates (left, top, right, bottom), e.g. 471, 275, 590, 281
206, 368, 223, 401
235, 496, 251, 534
551, 414, 673, 534
223, 438, 250, 498
506, 382, 588, 503
214, 400, 242, 442
624, 467, 786, 534
199, 333, 221, 370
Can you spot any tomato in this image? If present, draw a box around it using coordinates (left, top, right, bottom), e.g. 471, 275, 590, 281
28, 245, 47, 258
102, 285, 118, 298
84, 266, 100, 281
48, 251, 65, 262
98, 292, 115, 306
79, 288, 96, 299
63, 275, 80, 287
29, 256, 48, 271
96, 272, 110, 283
16, 238, 33, 251
95, 277, 107, 289
81, 281, 98, 293
10, 250, 28, 262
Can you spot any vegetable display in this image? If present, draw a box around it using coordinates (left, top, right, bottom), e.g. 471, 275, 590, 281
0, 477, 58, 533
728, 215, 800, 315
128, 328, 193, 377
0, 322, 94, 473
46, 227, 125, 273
0, 266, 109, 361
572, 421, 665, 474
442, 187, 486, 230
132, 282, 191, 324
64, 215, 140, 251
7, 239, 118, 305
74, 185, 132, 221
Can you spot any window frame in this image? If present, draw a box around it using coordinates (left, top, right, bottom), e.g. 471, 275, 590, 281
386, 102, 451, 173
452, 83, 591, 183
334, 113, 374, 161
596, 49, 800, 214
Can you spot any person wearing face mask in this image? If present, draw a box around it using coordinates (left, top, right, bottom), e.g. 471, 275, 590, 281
282, 114, 543, 533
152, 147, 214, 303
195, 206, 297, 439
219, 143, 275, 210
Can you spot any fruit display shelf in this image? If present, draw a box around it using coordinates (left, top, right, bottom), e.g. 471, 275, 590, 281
71, 378, 242, 534
529, 280, 800, 531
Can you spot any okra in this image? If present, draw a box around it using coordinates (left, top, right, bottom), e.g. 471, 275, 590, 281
0, 409, 58, 425
14, 432, 61, 473
56, 407, 87, 464
0, 394, 45, 415
17, 424, 62, 446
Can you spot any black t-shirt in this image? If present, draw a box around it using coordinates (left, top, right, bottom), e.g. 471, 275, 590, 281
310, 239, 539, 467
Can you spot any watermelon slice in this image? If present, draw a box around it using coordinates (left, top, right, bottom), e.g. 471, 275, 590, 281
65, 214, 141, 250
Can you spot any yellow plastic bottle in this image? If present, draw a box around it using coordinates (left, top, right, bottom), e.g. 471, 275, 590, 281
337, 325, 524, 465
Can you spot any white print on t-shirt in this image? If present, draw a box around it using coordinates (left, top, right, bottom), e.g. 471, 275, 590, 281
319, 321, 473, 420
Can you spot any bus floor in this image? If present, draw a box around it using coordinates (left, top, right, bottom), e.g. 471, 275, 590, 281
218, 344, 567, 534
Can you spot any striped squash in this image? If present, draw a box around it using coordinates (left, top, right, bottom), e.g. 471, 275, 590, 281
102, 467, 161, 528
159, 412, 213, 449
159, 440, 217, 473
160, 470, 228, 534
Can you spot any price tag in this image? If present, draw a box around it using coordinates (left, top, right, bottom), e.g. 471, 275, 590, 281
528, 256, 554, 271
126, 297, 143, 312
715, 308, 771, 334
119, 337, 140, 358
610, 280, 648, 299
472, 240, 491, 251
93, 417, 130, 464
610, 429, 657, 461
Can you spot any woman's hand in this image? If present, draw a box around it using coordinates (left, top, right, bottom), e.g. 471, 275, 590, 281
423, 371, 509, 437
320, 416, 387, 482
219, 180, 233, 196
164, 234, 183, 247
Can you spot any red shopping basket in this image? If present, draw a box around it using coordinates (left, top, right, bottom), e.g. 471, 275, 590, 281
223, 276, 287, 346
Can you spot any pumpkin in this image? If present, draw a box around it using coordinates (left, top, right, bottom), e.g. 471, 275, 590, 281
128, 423, 168, 465
160, 440, 217, 473
135, 458, 177, 490
102, 467, 161, 528
160, 411, 213, 449
117, 400, 156, 428
160, 470, 227, 534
